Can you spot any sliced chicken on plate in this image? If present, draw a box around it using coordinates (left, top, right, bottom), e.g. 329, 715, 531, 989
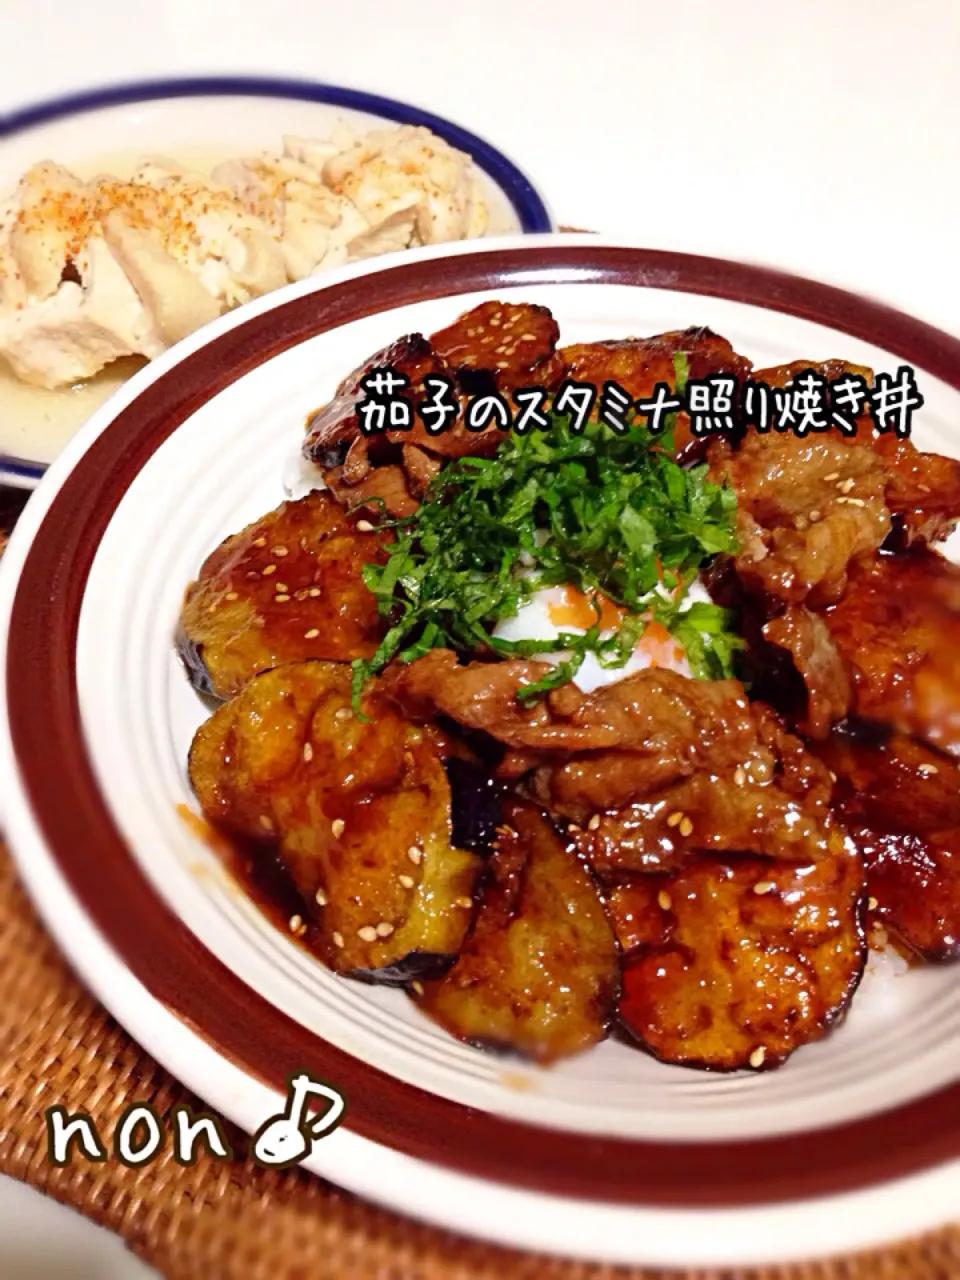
0, 158, 285, 386
215, 127, 487, 280
0, 126, 490, 390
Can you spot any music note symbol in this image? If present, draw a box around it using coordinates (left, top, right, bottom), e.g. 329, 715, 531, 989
251, 1071, 347, 1168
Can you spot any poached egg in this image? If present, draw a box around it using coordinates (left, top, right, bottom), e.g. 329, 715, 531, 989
492, 580, 713, 692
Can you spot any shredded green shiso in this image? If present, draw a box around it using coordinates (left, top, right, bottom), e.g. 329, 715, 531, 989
351, 360, 742, 708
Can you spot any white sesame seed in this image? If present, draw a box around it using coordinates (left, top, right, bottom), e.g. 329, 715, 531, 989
303, 742, 314, 762
657, 891, 672, 911
456, 896, 473, 909
357, 925, 378, 942
824, 472, 840, 482
275, 593, 291, 603
261, 564, 277, 576
734, 766, 747, 786
845, 496, 867, 508
408, 846, 423, 864
666, 811, 684, 828
567, 823, 581, 835
331, 819, 345, 838
398, 874, 415, 889
839, 477, 856, 494
587, 814, 601, 831
332, 931, 344, 948
679, 816, 694, 838
308, 587, 322, 597
315, 887, 328, 906
259, 814, 274, 832
749, 1047, 766, 1069
356, 519, 375, 533
304, 628, 320, 639
252, 537, 267, 547
809, 509, 821, 522
867, 896, 879, 910
753, 880, 776, 896
376, 921, 395, 937
411, 980, 424, 995
335, 707, 352, 720
918, 763, 939, 776
224, 590, 239, 601
272, 545, 288, 557
289, 914, 302, 933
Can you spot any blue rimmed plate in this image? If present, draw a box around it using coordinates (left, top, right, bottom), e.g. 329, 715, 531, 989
0, 77, 554, 488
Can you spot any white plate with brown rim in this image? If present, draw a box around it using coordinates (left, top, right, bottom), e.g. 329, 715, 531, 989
0, 235, 958, 1269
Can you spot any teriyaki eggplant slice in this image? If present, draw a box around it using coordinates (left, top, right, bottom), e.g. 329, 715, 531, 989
813, 724, 960, 961
413, 797, 620, 1063
188, 661, 482, 982
610, 845, 866, 1071
178, 490, 389, 699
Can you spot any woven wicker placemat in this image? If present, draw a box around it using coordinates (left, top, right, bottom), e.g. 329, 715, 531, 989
0, 500, 957, 1279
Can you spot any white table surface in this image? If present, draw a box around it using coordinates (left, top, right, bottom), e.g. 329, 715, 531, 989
1, 1, 959, 1273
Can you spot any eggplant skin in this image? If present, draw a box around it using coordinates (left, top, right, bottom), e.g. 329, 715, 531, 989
611, 847, 866, 1072
310, 438, 351, 471
445, 756, 503, 857
175, 625, 219, 700
413, 798, 620, 1064
188, 660, 481, 980
178, 490, 389, 700
348, 952, 456, 987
